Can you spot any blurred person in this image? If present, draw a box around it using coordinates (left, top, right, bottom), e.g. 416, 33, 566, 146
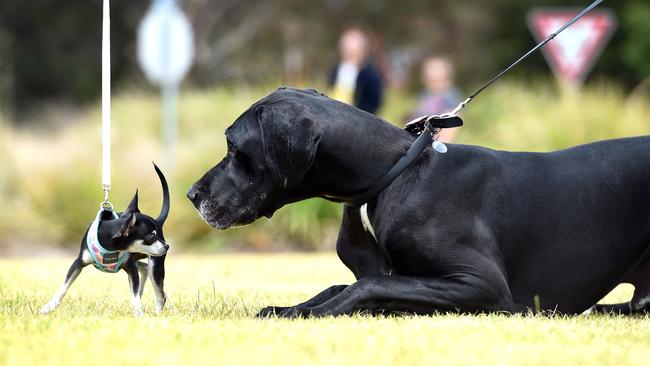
410, 56, 463, 142
328, 28, 383, 114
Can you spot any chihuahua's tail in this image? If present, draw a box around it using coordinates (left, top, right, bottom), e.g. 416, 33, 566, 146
153, 162, 170, 225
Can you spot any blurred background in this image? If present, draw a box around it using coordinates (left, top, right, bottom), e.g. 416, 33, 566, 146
0, 0, 648, 254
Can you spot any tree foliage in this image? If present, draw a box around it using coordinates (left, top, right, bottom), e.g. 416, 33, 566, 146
0, 0, 647, 118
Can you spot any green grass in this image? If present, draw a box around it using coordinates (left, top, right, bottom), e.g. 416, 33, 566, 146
1, 254, 649, 366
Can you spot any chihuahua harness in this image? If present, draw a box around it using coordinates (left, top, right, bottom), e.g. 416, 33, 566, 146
87, 209, 128, 273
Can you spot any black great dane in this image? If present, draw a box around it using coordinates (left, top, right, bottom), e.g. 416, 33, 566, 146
188, 87, 650, 317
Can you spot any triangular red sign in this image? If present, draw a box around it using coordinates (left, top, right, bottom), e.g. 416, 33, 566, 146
527, 8, 616, 86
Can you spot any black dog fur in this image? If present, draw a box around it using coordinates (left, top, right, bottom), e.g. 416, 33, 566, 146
188, 87, 650, 317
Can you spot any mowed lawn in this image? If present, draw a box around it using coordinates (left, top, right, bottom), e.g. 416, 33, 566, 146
1, 253, 649, 366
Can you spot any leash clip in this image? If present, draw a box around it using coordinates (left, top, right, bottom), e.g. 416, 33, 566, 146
101, 185, 113, 210
445, 97, 471, 118
422, 121, 447, 154
100, 200, 114, 211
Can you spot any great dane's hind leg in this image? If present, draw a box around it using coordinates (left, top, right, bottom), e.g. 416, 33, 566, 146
629, 261, 650, 313
256, 285, 348, 318
591, 260, 650, 315
40, 257, 86, 314
591, 302, 632, 315
290, 274, 514, 318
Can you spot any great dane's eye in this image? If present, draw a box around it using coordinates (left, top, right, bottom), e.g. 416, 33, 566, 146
236, 151, 251, 168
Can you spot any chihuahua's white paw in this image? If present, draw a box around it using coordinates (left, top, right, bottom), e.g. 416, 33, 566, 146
133, 307, 144, 317
132, 297, 144, 317
155, 293, 167, 315
40, 300, 59, 315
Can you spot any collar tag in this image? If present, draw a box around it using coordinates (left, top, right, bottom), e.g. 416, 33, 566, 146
432, 140, 448, 153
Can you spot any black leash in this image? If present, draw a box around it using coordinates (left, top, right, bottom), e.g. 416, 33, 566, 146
347, 0, 605, 207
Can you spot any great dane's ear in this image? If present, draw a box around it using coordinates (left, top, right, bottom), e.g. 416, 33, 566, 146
257, 103, 323, 190
123, 189, 140, 215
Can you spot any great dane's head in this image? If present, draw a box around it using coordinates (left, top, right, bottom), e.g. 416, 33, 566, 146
187, 88, 325, 229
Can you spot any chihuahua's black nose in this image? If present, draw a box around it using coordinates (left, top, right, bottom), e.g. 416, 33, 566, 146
187, 185, 201, 204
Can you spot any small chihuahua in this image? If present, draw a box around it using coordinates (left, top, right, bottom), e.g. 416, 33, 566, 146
41, 164, 170, 316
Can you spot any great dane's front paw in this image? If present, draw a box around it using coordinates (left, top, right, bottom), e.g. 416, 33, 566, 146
281, 307, 310, 318
256, 306, 287, 318
256, 305, 311, 319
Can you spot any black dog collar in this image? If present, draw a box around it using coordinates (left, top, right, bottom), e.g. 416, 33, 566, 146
345, 115, 463, 207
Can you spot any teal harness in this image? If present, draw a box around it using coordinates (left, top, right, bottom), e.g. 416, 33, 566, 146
86, 209, 129, 273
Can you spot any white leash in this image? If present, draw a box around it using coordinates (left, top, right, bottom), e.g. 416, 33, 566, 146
101, 0, 113, 210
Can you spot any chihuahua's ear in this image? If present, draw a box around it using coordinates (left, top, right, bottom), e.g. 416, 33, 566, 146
113, 213, 137, 239
123, 189, 140, 215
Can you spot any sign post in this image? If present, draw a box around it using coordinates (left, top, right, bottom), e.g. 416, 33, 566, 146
527, 8, 616, 87
137, 0, 194, 169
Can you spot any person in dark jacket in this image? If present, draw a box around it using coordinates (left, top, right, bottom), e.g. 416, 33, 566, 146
328, 28, 383, 115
